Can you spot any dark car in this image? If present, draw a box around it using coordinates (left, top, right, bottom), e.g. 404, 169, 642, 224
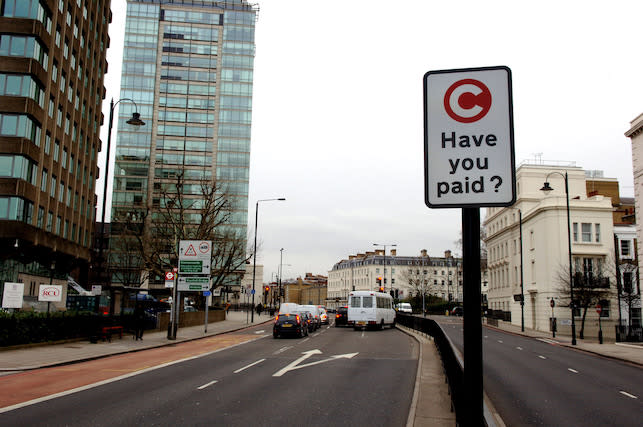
301, 311, 315, 333
273, 313, 308, 338
335, 306, 348, 327
451, 306, 463, 316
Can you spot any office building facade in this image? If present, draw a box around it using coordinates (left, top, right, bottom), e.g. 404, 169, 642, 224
0, 0, 111, 302
110, 0, 257, 289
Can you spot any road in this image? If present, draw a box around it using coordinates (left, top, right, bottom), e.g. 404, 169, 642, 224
0, 322, 418, 427
437, 317, 643, 426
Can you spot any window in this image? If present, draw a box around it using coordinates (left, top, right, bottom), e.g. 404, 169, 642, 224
573, 222, 578, 242
598, 300, 609, 318
623, 272, 633, 294
581, 223, 592, 242
620, 240, 631, 257
40, 168, 47, 191
350, 296, 360, 308
362, 296, 373, 308
595, 223, 600, 242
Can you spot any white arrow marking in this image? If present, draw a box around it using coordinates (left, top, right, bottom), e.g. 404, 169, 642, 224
619, 391, 637, 399
255, 330, 265, 334
272, 350, 358, 377
273, 349, 322, 377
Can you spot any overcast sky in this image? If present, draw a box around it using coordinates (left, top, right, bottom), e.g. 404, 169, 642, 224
99, 0, 642, 283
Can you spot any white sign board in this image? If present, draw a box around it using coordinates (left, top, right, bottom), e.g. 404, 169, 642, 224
2, 282, 24, 308
39, 284, 63, 302
91, 285, 102, 296
424, 66, 515, 208
179, 240, 211, 275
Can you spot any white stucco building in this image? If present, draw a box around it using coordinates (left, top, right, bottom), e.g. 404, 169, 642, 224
327, 249, 462, 309
484, 163, 617, 338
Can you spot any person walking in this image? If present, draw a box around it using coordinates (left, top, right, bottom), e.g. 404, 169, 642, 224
256, 302, 263, 317
134, 303, 145, 340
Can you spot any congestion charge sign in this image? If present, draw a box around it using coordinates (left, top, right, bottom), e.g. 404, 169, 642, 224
424, 66, 516, 208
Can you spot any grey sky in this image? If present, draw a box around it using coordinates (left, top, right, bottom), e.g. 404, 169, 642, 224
99, 0, 642, 283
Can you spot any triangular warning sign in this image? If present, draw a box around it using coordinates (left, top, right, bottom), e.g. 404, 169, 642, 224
184, 244, 197, 256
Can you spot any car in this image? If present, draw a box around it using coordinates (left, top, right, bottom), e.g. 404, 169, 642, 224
396, 303, 412, 313
273, 313, 307, 338
301, 305, 321, 330
451, 306, 463, 316
184, 306, 197, 312
319, 307, 329, 325
301, 311, 315, 333
335, 306, 348, 327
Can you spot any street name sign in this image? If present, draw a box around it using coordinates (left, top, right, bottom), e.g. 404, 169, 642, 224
179, 240, 211, 275
424, 66, 516, 208
178, 276, 210, 291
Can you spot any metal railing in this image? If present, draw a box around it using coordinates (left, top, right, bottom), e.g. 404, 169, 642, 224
396, 313, 497, 427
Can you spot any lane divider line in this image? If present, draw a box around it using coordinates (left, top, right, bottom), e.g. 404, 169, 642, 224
233, 359, 265, 374
197, 380, 218, 390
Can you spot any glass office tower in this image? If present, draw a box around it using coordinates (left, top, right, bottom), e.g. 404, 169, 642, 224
111, 0, 257, 288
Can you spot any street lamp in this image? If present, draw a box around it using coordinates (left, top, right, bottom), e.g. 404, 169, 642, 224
279, 248, 284, 308
251, 198, 285, 322
373, 243, 396, 292
99, 98, 145, 314
507, 207, 525, 332
541, 171, 576, 345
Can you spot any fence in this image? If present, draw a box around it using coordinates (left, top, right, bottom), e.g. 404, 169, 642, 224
396, 313, 497, 427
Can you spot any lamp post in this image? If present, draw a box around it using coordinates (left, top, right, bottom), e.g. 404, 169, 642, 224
251, 198, 285, 322
373, 243, 396, 292
99, 98, 145, 313
508, 207, 525, 332
541, 171, 576, 345
279, 248, 284, 308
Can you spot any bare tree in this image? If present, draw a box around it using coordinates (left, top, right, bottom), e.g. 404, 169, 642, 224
398, 265, 441, 300
555, 257, 617, 339
617, 261, 641, 337
109, 171, 251, 304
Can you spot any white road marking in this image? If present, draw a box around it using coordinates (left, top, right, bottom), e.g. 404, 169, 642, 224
568, 368, 579, 374
619, 391, 638, 399
300, 338, 310, 343
539, 355, 547, 359
484, 335, 488, 339
0, 334, 265, 414
197, 380, 218, 390
516, 347, 523, 351
537, 338, 559, 345
498, 340, 503, 343
272, 350, 358, 377
254, 330, 265, 334
274, 346, 292, 355
361, 331, 365, 338
233, 358, 265, 374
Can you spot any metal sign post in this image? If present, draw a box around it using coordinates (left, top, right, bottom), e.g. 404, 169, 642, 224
424, 66, 515, 426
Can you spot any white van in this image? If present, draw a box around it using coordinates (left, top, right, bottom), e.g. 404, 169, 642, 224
348, 291, 396, 330
278, 303, 301, 315
396, 303, 412, 313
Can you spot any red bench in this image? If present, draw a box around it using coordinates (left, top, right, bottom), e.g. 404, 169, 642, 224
100, 326, 123, 342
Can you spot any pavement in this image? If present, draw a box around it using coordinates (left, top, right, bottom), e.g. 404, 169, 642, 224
0, 311, 641, 426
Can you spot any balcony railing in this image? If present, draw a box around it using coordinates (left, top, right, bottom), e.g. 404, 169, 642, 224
573, 275, 610, 288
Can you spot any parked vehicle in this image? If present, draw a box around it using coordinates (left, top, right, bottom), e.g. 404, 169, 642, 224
451, 306, 463, 316
335, 306, 348, 327
348, 291, 396, 330
273, 313, 307, 338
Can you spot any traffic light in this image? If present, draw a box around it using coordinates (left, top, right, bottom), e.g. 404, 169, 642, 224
376, 276, 382, 285
379, 287, 384, 293
264, 286, 270, 293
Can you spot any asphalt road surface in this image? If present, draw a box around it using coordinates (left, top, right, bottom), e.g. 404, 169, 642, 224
0, 323, 418, 427
437, 317, 643, 426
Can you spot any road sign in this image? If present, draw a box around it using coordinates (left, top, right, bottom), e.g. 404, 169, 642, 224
177, 276, 210, 291
165, 271, 175, 281
596, 304, 602, 314
179, 240, 211, 275
424, 66, 515, 208
550, 299, 555, 308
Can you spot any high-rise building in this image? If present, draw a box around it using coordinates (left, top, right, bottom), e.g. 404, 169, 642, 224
109, 1, 258, 291
0, 0, 112, 304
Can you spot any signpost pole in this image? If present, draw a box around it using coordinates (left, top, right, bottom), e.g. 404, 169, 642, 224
462, 207, 482, 426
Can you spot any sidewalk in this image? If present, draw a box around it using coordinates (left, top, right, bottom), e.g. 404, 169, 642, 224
0, 310, 268, 371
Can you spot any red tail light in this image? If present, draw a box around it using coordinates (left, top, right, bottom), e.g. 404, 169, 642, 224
336, 314, 340, 318
275, 314, 279, 322
296, 315, 301, 324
